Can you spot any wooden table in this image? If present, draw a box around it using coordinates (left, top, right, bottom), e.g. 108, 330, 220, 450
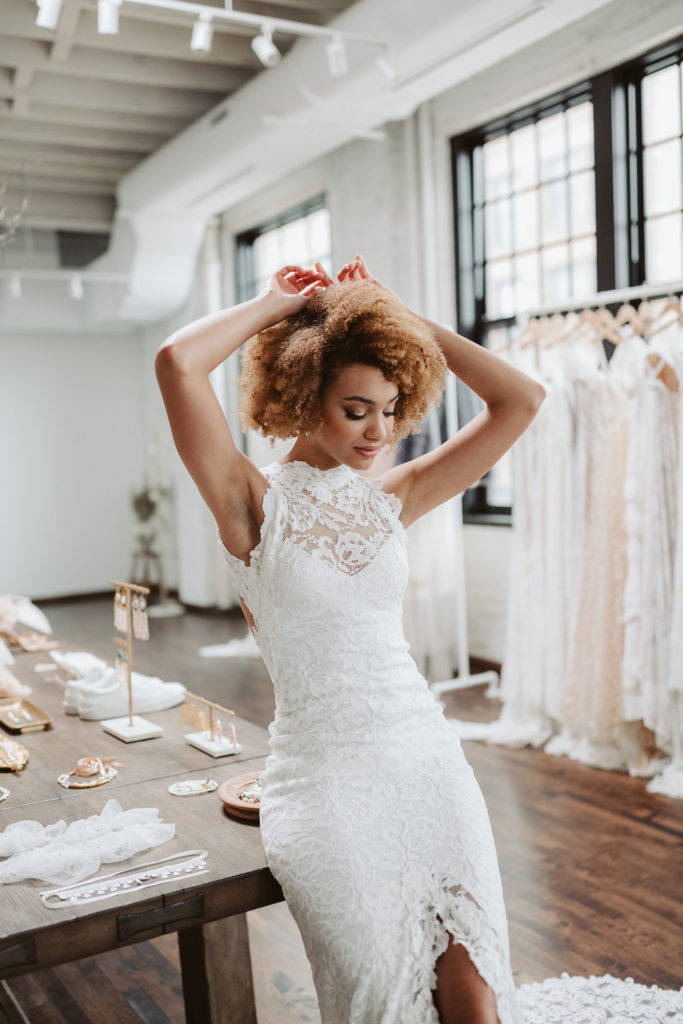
0, 647, 284, 1024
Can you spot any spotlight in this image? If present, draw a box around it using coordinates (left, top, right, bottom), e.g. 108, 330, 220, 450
325, 34, 347, 77
191, 12, 213, 52
9, 274, 22, 299
251, 24, 280, 68
35, 0, 62, 30
375, 54, 397, 82
97, 0, 121, 35
69, 275, 84, 301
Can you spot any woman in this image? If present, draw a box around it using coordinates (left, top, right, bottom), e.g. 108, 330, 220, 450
155, 253, 546, 1024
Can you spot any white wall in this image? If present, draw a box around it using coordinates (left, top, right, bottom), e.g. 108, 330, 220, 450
1, 326, 146, 598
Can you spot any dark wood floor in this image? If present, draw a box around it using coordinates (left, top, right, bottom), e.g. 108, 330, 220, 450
6, 595, 683, 1022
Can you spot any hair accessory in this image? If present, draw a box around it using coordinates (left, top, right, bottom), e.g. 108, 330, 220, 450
39, 848, 208, 907
57, 756, 122, 789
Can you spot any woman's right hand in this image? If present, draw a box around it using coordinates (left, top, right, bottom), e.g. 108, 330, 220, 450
259, 265, 328, 319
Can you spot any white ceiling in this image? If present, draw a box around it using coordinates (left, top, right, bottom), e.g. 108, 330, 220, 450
0, 0, 356, 233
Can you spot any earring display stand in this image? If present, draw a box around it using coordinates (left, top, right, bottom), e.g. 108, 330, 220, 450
182, 690, 242, 757
101, 580, 163, 743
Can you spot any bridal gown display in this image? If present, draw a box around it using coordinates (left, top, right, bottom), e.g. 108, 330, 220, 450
218, 459, 523, 1024
217, 458, 683, 1023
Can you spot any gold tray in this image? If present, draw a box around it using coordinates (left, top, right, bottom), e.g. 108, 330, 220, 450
0, 697, 53, 733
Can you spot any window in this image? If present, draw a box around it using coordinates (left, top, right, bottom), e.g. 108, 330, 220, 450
641, 56, 683, 283
452, 33, 683, 524
235, 194, 332, 302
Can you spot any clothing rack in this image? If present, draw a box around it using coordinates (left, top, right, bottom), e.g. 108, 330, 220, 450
519, 279, 683, 322
510, 277, 683, 793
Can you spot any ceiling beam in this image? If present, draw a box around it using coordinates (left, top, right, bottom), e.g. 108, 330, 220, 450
0, 36, 253, 91
0, 118, 161, 154
0, 154, 123, 184
0, 72, 224, 118
1, 186, 115, 231
1, 100, 190, 137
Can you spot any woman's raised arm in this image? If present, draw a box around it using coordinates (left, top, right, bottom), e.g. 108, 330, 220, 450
154, 266, 325, 540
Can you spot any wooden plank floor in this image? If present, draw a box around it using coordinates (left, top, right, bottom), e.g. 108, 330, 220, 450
6, 595, 682, 1022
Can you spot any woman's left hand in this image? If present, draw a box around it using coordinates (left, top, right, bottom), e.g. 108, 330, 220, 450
337, 253, 401, 303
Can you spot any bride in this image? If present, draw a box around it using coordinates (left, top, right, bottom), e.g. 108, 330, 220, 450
155, 252, 544, 1023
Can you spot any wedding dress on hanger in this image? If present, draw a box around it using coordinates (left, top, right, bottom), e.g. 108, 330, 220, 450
217, 458, 683, 1023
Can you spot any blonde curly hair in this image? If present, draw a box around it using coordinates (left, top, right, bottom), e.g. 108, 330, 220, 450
238, 279, 448, 444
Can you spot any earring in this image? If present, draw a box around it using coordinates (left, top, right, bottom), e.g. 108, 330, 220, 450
132, 593, 149, 642
114, 589, 127, 632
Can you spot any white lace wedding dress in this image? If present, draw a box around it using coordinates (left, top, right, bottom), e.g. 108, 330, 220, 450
218, 459, 682, 1024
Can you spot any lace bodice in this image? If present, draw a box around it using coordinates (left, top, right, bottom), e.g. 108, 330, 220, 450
218, 460, 412, 717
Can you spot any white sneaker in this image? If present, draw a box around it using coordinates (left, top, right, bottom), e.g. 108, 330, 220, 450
77, 671, 186, 721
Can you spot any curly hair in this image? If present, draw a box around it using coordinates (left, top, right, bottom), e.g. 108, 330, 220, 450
238, 279, 448, 445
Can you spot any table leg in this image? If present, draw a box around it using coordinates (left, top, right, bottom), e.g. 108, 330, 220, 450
178, 914, 258, 1024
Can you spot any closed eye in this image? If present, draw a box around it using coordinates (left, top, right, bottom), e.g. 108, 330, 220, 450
345, 410, 396, 420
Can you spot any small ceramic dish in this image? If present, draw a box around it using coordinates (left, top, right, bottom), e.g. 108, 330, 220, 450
57, 763, 118, 789
217, 772, 263, 821
168, 778, 218, 797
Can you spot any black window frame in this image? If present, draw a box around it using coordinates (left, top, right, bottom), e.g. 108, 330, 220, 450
451, 32, 683, 525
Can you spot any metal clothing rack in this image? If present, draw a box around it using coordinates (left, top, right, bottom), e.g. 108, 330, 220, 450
519, 278, 683, 323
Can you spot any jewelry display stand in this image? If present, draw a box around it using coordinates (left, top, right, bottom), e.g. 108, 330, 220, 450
101, 580, 163, 742
182, 690, 242, 757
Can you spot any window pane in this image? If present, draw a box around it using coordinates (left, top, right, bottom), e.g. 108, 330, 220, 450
483, 136, 510, 199
515, 251, 541, 310
308, 208, 330, 257
253, 231, 281, 277
542, 243, 571, 304
570, 236, 596, 298
646, 213, 683, 284
540, 179, 569, 244
570, 169, 595, 237
513, 189, 539, 251
538, 111, 566, 181
486, 258, 515, 317
567, 102, 594, 172
644, 138, 682, 216
642, 63, 681, 146
485, 198, 512, 258
511, 123, 537, 191
279, 219, 308, 263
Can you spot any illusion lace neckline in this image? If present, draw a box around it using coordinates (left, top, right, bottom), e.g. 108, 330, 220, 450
273, 459, 357, 487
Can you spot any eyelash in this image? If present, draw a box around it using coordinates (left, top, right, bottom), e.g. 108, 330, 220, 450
345, 411, 396, 420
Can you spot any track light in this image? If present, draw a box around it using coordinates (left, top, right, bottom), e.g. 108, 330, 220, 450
191, 12, 213, 52
9, 274, 22, 299
35, 0, 62, 30
325, 34, 347, 77
69, 275, 84, 301
251, 24, 280, 68
97, 0, 121, 34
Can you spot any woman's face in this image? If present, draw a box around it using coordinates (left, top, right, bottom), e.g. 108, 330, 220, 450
315, 362, 399, 469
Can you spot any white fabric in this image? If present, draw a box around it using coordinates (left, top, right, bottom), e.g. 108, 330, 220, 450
515, 972, 682, 1021
0, 798, 175, 885
218, 459, 523, 1024
454, 330, 683, 781
0, 595, 53, 635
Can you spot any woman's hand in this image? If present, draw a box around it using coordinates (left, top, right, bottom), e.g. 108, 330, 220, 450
337, 253, 401, 303
259, 264, 328, 319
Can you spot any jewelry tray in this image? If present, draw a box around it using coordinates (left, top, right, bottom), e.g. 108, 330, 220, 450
0, 697, 53, 733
